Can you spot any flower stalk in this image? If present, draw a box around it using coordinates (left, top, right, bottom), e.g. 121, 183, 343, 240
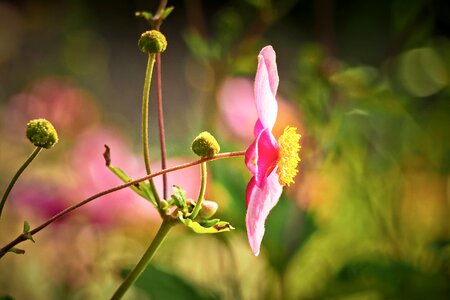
111, 219, 174, 299
0, 147, 42, 218
141, 53, 161, 205
190, 162, 207, 219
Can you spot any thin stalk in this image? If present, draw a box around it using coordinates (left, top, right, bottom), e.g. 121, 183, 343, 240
111, 219, 173, 299
0, 147, 42, 218
0, 151, 245, 258
155, 53, 168, 199
142, 53, 161, 205
189, 162, 207, 219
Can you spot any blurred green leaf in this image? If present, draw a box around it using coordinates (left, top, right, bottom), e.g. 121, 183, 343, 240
161, 7, 174, 20
8, 248, 25, 255
130, 265, 218, 300
135, 11, 153, 23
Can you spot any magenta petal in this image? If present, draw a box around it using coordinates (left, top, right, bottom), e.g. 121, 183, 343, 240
254, 128, 279, 188
254, 47, 278, 130
246, 169, 283, 256
253, 119, 264, 137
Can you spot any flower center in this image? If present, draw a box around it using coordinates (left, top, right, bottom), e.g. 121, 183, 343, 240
276, 126, 301, 186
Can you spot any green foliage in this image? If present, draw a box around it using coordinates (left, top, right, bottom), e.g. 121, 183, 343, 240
22, 221, 34, 243
178, 216, 234, 234
169, 185, 187, 209
131, 265, 218, 300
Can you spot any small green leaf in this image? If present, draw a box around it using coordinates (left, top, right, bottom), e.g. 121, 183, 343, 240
8, 247, 25, 255
107, 165, 157, 207
23, 221, 30, 233
161, 7, 174, 19
22, 220, 34, 242
179, 216, 234, 234
135, 11, 153, 22
170, 185, 187, 208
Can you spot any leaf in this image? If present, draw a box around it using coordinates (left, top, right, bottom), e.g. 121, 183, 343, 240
161, 6, 174, 20
170, 185, 187, 208
8, 247, 25, 255
199, 219, 220, 228
107, 165, 157, 207
22, 221, 35, 243
179, 216, 234, 234
135, 11, 153, 22
23, 221, 30, 233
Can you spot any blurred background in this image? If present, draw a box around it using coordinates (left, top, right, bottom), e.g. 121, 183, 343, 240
0, 0, 449, 299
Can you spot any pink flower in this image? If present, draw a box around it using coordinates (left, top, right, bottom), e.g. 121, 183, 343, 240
245, 46, 301, 256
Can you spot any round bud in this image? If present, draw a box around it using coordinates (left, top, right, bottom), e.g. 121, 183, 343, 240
138, 30, 167, 54
191, 131, 220, 158
199, 200, 219, 219
26, 119, 58, 149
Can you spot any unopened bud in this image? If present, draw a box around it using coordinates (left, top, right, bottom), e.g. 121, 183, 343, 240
199, 200, 219, 219
191, 131, 220, 158
138, 30, 167, 54
26, 118, 58, 149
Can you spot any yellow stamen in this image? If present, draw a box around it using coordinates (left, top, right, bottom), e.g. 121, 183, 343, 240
276, 126, 301, 186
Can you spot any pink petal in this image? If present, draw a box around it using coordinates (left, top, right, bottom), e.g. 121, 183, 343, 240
254, 46, 279, 130
259, 46, 279, 94
245, 128, 279, 186
246, 169, 283, 256
245, 176, 256, 208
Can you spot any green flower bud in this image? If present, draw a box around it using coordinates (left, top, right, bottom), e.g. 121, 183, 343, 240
138, 30, 167, 54
191, 131, 220, 158
199, 200, 219, 219
26, 119, 58, 149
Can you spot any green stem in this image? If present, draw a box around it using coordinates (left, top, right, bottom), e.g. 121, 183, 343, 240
111, 219, 174, 299
0, 147, 42, 218
190, 162, 207, 219
142, 53, 161, 205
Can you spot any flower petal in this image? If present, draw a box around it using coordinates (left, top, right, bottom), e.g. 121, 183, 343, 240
246, 169, 283, 256
254, 128, 278, 187
254, 46, 279, 130
259, 46, 279, 95
245, 128, 279, 185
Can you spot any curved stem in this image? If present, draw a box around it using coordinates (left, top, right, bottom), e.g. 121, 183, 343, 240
155, 53, 168, 199
189, 162, 207, 219
142, 53, 161, 205
0, 147, 42, 218
0, 151, 245, 258
111, 219, 173, 299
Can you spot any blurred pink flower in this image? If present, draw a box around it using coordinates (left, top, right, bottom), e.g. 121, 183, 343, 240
245, 46, 301, 256
4, 77, 99, 141
11, 183, 69, 222
217, 77, 258, 144
70, 127, 201, 227
70, 127, 156, 227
